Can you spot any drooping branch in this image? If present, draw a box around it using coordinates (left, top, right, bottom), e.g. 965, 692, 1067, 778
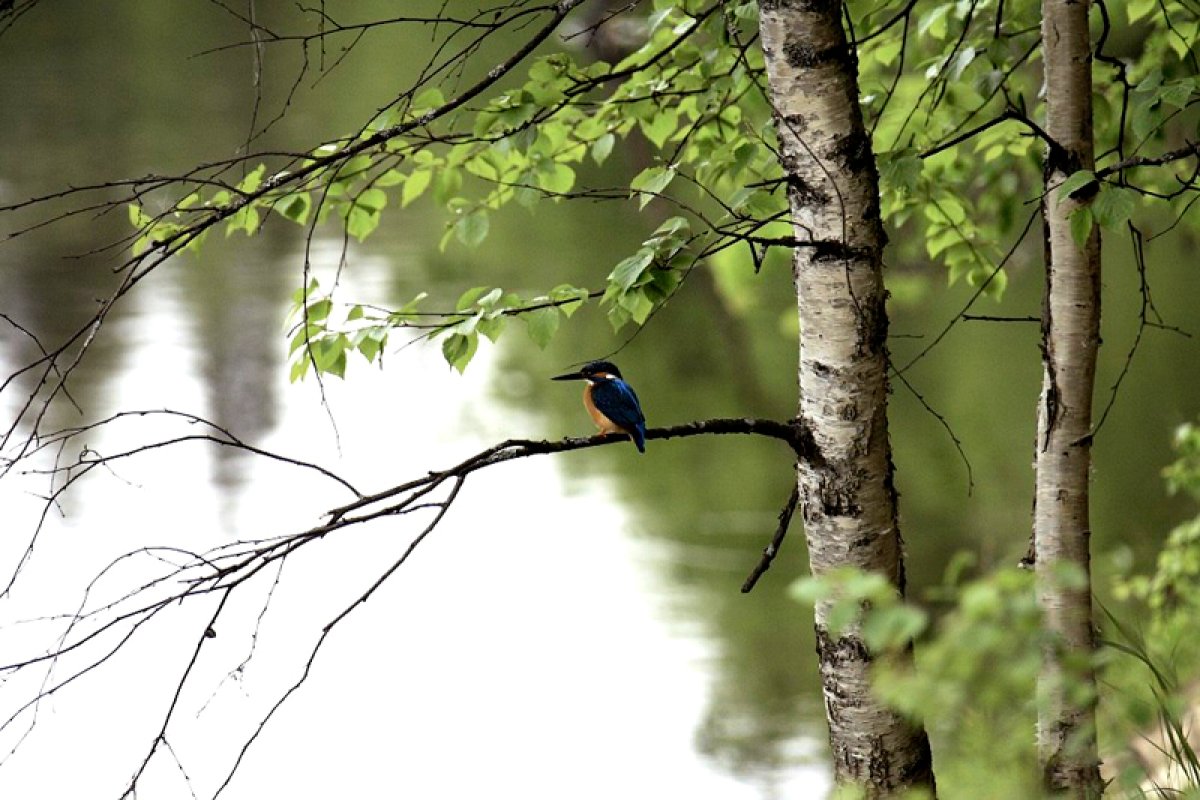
327, 415, 816, 523
740, 482, 799, 593
0, 413, 813, 798
0, 0, 594, 463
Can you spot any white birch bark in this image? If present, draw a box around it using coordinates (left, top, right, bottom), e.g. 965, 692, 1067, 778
1035, 1, 1103, 795
758, 1, 934, 795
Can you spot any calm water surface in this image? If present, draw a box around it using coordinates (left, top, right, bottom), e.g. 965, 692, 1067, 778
1, 4, 1198, 799
0, 5, 825, 798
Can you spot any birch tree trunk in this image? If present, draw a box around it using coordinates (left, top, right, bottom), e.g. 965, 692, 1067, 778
758, 1, 935, 795
1035, 1, 1104, 795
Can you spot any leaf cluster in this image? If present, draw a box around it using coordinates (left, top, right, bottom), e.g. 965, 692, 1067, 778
121, 0, 1200, 379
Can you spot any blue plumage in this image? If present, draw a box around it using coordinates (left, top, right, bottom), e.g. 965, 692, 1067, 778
591, 376, 646, 452
552, 360, 647, 453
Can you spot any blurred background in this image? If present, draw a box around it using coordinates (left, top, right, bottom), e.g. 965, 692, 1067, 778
0, 3, 1197, 798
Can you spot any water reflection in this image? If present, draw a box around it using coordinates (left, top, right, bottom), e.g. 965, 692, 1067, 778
2, 3, 1199, 799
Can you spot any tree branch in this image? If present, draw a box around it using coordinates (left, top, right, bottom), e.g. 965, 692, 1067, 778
0, 413, 815, 797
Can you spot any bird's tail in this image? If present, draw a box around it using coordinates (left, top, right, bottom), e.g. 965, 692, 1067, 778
631, 424, 646, 453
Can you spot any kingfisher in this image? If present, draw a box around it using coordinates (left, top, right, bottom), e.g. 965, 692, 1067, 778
552, 360, 647, 453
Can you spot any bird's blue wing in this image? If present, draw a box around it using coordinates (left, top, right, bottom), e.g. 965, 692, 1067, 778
593, 378, 647, 451
592, 379, 645, 430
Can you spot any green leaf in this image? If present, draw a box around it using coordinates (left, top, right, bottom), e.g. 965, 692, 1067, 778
981, 265, 1008, 300
455, 209, 490, 248
434, 168, 463, 206
1069, 206, 1094, 249
441, 332, 478, 373
374, 169, 405, 188
917, 4, 950, 38
825, 597, 861, 636
356, 330, 386, 363
306, 298, 333, 322
871, 37, 902, 67
549, 284, 589, 317
788, 575, 831, 606
346, 205, 381, 242
475, 287, 504, 309
127, 202, 150, 228
926, 227, 960, 259
1159, 81, 1194, 109
1056, 170, 1096, 204
313, 335, 348, 378
1091, 185, 1137, 230
355, 187, 388, 213
477, 314, 506, 343
456, 286, 492, 311
412, 87, 445, 114
651, 216, 690, 239
390, 292, 427, 322
609, 249, 655, 291
289, 356, 310, 383
524, 307, 560, 349
288, 323, 320, 356
225, 203, 261, 237
1127, 0, 1155, 21
281, 193, 312, 224
619, 289, 655, 325
237, 164, 266, 194
537, 162, 576, 195
591, 133, 616, 165
862, 605, 929, 652
606, 303, 631, 332
402, 169, 432, 207
1131, 94, 1163, 142
880, 152, 922, 195
630, 165, 676, 209
639, 110, 678, 149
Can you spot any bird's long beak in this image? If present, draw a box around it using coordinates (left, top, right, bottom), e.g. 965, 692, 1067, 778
552, 370, 586, 381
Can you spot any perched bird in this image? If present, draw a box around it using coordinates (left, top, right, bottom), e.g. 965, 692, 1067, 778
552, 360, 647, 453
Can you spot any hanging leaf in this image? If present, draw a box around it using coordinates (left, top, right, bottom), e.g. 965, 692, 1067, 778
524, 307, 560, 348
455, 209, 490, 247
1091, 185, 1137, 230
608, 249, 655, 291
1055, 171, 1096, 204
1069, 207, 1094, 249
630, 166, 676, 209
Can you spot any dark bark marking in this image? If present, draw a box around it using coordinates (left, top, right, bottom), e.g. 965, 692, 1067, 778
817, 478, 863, 518
830, 130, 875, 177
810, 240, 872, 263
815, 624, 872, 667
867, 735, 894, 783
855, 293, 889, 357
783, 39, 851, 69
782, 169, 829, 207
778, 112, 810, 138
760, 0, 840, 17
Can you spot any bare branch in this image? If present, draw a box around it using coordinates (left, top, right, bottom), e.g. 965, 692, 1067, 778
741, 481, 799, 593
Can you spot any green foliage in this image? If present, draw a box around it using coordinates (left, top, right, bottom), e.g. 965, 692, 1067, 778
789, 567, 929, 653
882, 565, 1045, 799
789, 424, 1200, 798
125, 0, 1200, 376
790, 560, 1047, 797
1116, 421, 1200, 614
1103, 422, 1200, 796
284, 278, 593, 380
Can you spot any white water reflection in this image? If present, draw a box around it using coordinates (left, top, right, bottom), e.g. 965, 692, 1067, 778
0, 249, 829, 798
